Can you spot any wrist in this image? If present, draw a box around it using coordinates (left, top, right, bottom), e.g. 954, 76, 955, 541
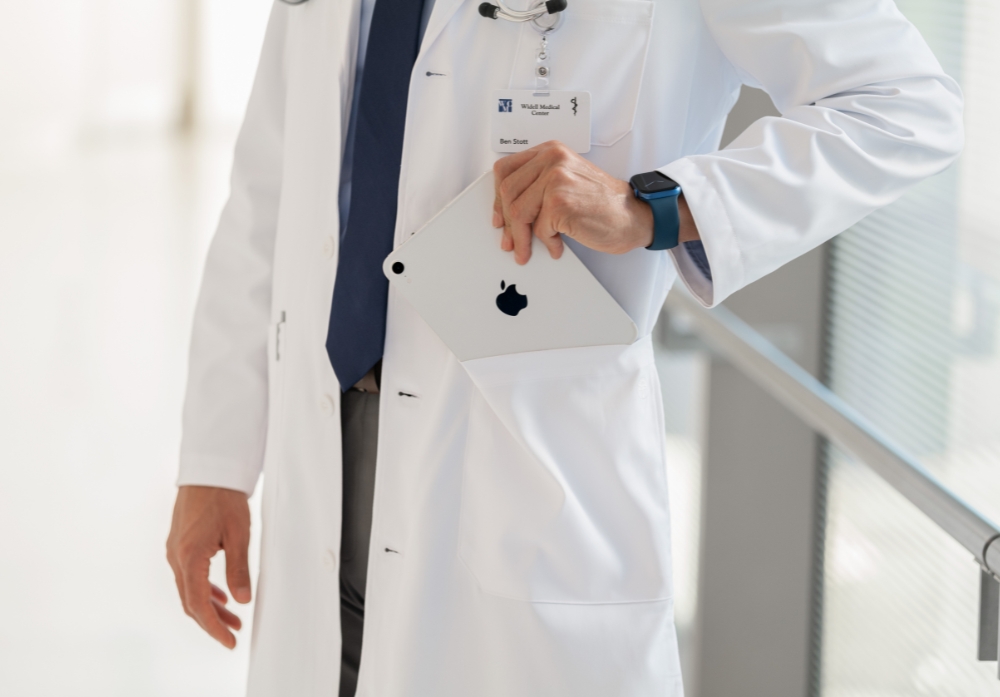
627, 191, 656, 251
632, 191, 699, 249
629, 171, 683, 250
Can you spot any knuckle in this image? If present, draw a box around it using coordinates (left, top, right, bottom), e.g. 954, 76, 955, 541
547, 192, 569, 211
176, 541, 200, 564
553, 166, 573, 183
550, 141, 572, 161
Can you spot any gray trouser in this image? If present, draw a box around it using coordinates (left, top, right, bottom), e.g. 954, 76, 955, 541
339, 390, 380, 697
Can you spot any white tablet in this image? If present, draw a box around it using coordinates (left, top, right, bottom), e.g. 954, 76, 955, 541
382, 171, 638, 361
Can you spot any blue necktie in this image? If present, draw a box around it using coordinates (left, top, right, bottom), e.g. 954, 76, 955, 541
327, 0, 426, 391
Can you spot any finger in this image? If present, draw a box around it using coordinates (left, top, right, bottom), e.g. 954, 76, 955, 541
210, 583, 229, 605
507, 166, 551, 226
536, 173, 571, 259
493, 144, 564, 259
537, 228, 564, 259
531, 186, 565, 260
168, 553, 189, 616
493, 148, 544, 229
509, 219, 534, 265
493, 194, 503, 228
542, 235, 564, 259
212, 597, 243, 631
502, 156, 571, 265
499, 155, 550, 225
534, 207, 565, 260
183, 559, 236, 649
493, 145, 544, 185
224, 527, 253, 605
509, 171, 564, 262
500, 168, 551, 266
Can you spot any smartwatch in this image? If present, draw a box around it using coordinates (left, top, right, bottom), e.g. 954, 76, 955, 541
630, 171, 682, 251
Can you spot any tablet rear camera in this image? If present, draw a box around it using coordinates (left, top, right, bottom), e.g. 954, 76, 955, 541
392, 262, 405, 275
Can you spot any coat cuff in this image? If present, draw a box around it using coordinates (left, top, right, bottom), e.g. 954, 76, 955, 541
657, 157, 745, 308
176, 453, 261, 496
671, 241, 714, 303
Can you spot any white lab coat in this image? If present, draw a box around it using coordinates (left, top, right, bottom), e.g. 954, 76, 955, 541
178, 0, 962, 693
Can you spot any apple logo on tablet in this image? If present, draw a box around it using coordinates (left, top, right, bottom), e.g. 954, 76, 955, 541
496, 280, 528, 316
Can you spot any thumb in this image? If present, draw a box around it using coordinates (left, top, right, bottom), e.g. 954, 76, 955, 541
224, 528, 252, 604
533, 210, 564, 260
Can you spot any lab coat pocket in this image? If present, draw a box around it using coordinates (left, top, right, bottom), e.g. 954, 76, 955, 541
261, 314, 287, 523
508, 0, 654, 146
458, 336, 673, 604
264, 312, 288, 446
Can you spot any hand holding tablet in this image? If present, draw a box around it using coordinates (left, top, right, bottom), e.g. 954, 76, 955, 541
382, 171, 637, 361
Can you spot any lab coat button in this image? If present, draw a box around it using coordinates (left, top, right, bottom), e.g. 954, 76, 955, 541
320, 394, 336, 417
323, 550, 337, 570
322, 236, 335, 259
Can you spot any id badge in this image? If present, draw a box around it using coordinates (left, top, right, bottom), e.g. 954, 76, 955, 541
491, 89, 592, 154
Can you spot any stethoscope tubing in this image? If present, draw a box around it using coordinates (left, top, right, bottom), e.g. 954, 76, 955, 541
482, 0, 567, 33
487, 0, 554, 21
278, 0, 567, 24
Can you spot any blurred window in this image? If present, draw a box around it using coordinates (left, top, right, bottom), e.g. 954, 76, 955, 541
820, 0, 1000, 693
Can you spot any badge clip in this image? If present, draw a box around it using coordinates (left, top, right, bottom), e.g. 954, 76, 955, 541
534, 34, 551, 95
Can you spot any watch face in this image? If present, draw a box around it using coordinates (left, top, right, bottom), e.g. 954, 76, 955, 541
630, 171, 680, 195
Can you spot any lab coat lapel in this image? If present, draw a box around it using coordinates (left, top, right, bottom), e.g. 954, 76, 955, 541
418, 0, 469, 59
279, 0, 360, 273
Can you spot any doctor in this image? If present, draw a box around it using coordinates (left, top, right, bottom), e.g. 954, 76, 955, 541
165, 0, 962, 694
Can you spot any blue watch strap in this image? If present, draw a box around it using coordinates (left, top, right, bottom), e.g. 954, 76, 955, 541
643, 192, 680, 251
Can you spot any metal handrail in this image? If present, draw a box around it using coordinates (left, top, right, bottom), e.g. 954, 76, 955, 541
663, 290, 1000, 673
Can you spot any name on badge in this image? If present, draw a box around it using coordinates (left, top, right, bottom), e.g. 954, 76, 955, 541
491, 90, 591, 154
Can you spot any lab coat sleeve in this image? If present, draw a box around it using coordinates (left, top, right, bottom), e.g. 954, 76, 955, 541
659, 0, 964, 307
176, 3, 288, 496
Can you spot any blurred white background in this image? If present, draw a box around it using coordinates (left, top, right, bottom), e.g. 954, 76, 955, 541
0, 2, 273, 694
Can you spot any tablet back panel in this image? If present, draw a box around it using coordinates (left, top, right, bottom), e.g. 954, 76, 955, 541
382, 171, 638, 361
